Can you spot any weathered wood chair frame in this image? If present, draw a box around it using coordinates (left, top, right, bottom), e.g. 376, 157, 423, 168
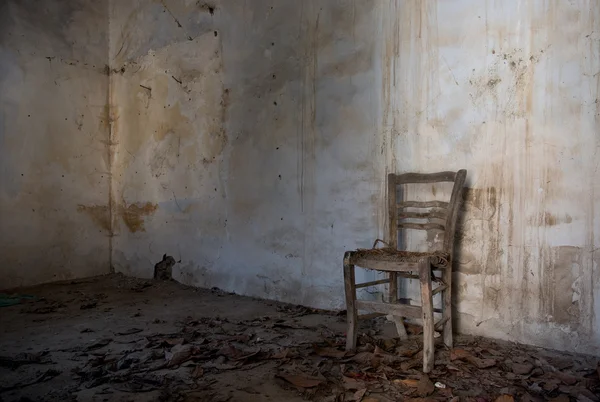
343, 170, 467, 373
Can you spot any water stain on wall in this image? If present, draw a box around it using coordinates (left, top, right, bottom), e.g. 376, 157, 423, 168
78, 202, 158, 233
77, 204, 110, 231
118, 202, 158, 232
528, 212, 573, 226
455, 187, 501, 275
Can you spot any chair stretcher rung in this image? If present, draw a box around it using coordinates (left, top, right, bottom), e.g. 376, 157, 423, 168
358, 312, 386, 320
432, 284, 448, 295
435, 316, 449, 331
355, 278, 390, 289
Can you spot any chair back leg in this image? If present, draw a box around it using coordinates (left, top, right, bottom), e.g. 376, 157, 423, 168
343, 253, 358, 351
419, 259, 435, 373
442, 267, 453, 348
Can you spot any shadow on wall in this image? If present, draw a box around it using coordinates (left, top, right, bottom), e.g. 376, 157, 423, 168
451, 184, 471, 332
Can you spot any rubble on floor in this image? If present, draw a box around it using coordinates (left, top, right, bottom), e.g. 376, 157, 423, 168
0, 274, 598, 401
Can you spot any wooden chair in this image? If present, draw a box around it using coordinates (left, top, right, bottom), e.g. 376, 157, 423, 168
343, 170, 467, 373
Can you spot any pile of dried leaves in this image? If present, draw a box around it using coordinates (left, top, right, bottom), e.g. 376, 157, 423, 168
1, 294, 599, 401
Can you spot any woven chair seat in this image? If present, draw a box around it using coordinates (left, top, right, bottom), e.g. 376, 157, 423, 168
349, 247, 450, 268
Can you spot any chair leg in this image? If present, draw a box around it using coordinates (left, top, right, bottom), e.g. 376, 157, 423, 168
419, 259, 435, 373
442, 267, 453, 348
387, 272, 408, 340
343, 253, 358, 351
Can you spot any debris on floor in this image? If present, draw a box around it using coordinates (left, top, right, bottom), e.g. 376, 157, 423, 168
0, 293, 35, 307
154, 254, 176, 281
0, 274, 598, 401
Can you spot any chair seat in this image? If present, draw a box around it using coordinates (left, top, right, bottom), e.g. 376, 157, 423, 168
348, 247, 450, 271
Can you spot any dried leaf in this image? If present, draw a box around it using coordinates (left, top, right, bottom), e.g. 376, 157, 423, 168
231, 348, 260, 362
85, 338, 112, 351
278, 374, 323, 388
400, 359, 421, 371
167, 344, 196, 367
363, 397, 396, 402
542, 379, 561, 392
345, 352, 381, 367
162, 338, 184, 346
342, 376, 365, 390
116, 328, 143, 336
450, 348, 495, 368
271, 348, 290, 359
417, 375, 435, 397
575, 388, 600, 402
512, 362, 534, 375
314, 346, 346, 358
473, 357, 496, 369
396, 347, 421, 358
405, 399, 437, 402
191, 365, 204, 378
495, 396, 515, 402
393, 378, 419, 387
552, 371, 578, 385
352, 388, 367, 401
548, 395, 569, 402
450, 348, 471, 361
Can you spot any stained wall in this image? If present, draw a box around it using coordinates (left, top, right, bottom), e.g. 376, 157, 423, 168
2, 0, 597, 356
384, 1, 600, 355
0, 0, 111, 287
108, 0, 386, 307
109, 0, 600, 355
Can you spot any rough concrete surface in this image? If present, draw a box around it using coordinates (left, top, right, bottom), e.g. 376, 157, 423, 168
0, 0, 111, 287
0, 275, 598, 402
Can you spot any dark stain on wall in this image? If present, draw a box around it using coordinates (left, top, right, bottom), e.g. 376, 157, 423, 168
119, 202, 158, 233
455, 187, 501, 275
78, 202, 158, 233
77, 204, 110, 232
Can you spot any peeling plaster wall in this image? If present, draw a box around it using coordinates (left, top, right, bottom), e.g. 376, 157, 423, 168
0, 1, 111, 288
108, 0, 385, 306
105, 0, 599, 355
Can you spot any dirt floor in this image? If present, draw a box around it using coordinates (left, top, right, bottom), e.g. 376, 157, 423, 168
0, 274, 599, 402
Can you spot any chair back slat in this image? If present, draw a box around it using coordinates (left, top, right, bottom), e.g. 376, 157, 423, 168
387, 170, 467, 256
395, 171, 457, 184
397, 201, 449, 209
398, 209, 447, 220
398, 222, 445, 231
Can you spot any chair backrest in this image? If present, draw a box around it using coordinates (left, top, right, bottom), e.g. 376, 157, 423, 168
387, 170, 467, 256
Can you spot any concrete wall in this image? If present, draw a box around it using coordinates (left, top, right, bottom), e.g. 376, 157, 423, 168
0, 0, 111, 288
384, 1, 600, 355
108, 0, 386, 306
109, 0, 600, 355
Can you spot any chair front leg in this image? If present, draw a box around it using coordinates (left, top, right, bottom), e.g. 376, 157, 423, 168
419, 258, 435, 373
343, 252, 358, 351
